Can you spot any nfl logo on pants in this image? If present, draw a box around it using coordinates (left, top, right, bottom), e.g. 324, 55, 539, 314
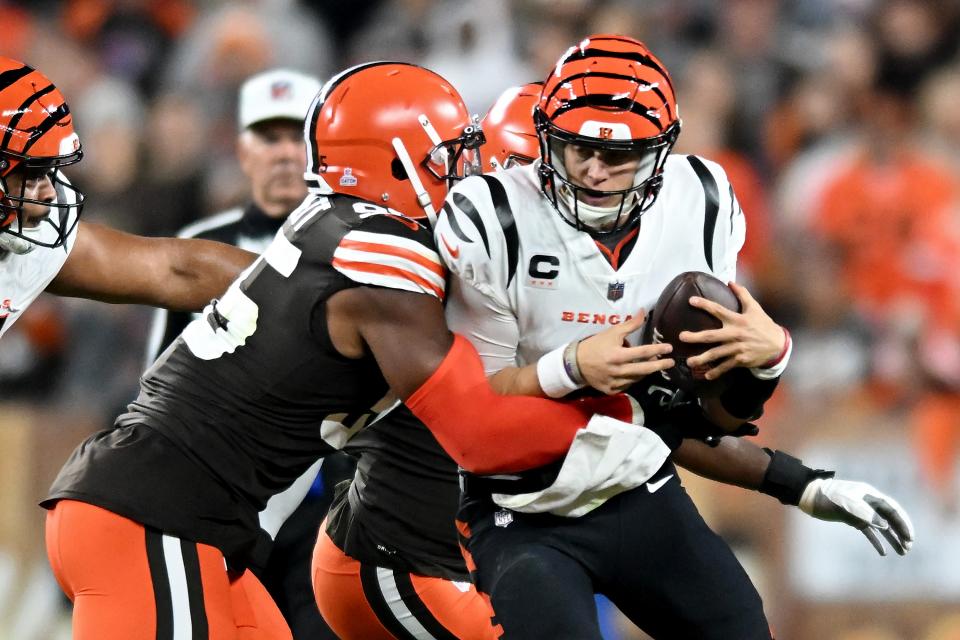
607, 281, 625, 301
494, 510, 513, 528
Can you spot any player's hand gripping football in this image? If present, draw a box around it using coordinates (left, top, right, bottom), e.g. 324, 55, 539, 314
800, 477, 916, 556
576, 310, 675, 395
680, 282, 786, 380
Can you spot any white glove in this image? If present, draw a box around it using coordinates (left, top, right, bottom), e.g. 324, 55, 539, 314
799, 477, 915, 556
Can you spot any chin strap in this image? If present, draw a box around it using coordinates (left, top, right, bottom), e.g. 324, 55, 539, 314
556, 182, 639, 232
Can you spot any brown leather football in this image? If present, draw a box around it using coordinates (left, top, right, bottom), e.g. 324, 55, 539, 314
641, 271, 741, 392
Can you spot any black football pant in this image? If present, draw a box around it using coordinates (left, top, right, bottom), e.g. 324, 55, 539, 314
459, 463, 773, 640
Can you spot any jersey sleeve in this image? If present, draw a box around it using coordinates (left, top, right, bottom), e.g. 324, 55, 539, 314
435, 175, 520, 374
699, 157, 746, 283
330, 211, 446, 301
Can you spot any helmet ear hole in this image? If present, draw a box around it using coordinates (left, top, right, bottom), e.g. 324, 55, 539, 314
391, 157, 408, 180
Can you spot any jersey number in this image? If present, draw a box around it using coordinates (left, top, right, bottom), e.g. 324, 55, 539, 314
182, 265, 260, 360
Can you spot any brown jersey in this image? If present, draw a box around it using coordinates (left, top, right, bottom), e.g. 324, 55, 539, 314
329, 403, 467, 581
44, 194, 445, 570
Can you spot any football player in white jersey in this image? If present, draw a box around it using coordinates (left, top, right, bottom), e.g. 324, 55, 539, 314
0, 57, 253, 340
435, 36, 914, 639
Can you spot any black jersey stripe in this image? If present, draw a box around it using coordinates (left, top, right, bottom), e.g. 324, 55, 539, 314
180, 540, 209, 640
0, 64, 32, 93
687, 156, 720, 271
728, 182, 739, 230
478, 175, 519, 286
451, 192, 490, 257
441, 201, 472, 243
394, 572, 460, 640
359, 565, 420, 640
0, 83, 55, 151
145, 527, 174, 640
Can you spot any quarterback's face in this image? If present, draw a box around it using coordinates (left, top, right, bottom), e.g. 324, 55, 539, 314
561, 144, 644, 207
238, 119, 307, 219
3, 168, 56, 228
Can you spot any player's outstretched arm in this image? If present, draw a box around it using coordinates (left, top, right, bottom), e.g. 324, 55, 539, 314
673, 437, 770, 489
675, 438, 915, 556
47, 222, 256, 311
326, 285, 644, 474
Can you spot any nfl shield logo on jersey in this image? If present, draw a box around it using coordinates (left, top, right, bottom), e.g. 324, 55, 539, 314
607, 281, 625, 301
494, 509, 514, 528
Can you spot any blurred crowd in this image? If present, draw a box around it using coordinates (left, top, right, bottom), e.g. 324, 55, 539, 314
2, 0, 960, 638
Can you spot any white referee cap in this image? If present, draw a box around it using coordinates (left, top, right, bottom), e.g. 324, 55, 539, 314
238, 68, 321, 130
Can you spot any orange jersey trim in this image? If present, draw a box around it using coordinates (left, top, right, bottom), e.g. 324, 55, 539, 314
332, 257, 445, 300
338, 238, 445, 279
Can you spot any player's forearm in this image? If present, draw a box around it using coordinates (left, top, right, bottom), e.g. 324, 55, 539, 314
407, 335, 634, 474
159, 238, 255, 311
50, 223, 255, 311
488, 364, 546, 397
673, 436, 769, 490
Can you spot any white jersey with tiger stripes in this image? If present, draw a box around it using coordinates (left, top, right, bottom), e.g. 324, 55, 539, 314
435, 155, 745, 374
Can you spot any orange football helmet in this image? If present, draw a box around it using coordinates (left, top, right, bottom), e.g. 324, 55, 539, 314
480, 82, 541, 171
535, 35, 681, 233
304, 62, 483, 224
0, 57, 84, 253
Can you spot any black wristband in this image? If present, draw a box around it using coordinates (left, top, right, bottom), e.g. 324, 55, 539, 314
757, 448, 834, 506
647, 418, 684, 451
718, 369, 780, 420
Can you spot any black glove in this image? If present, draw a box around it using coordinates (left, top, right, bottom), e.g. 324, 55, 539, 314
635, 383, 753, 448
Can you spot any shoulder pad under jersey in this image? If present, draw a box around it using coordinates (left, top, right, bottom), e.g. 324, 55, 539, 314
434, 173, 521, 293
287, 195, 445, 300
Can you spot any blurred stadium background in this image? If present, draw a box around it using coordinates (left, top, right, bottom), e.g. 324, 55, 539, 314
2, 0, 960, 638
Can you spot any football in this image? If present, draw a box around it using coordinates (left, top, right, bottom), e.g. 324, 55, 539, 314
641, 271, 741, 392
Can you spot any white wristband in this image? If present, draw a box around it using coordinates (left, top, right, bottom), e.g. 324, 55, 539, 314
750, 332, 793, 380
537, 343, 584, 398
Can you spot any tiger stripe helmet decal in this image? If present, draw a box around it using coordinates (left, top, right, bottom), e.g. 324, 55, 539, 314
0, 57, 85, 252
534, 35, 681, 234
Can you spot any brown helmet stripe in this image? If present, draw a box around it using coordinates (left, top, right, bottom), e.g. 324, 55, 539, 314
307, 60, 416, 177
